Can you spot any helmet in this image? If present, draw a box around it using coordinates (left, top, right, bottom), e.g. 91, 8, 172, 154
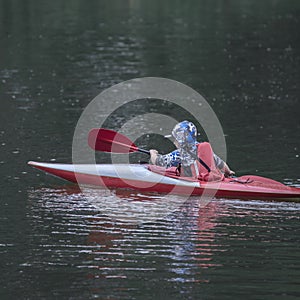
171, 120, 197, 145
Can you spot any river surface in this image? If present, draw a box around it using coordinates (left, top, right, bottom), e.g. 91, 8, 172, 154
0, 1, 299, 299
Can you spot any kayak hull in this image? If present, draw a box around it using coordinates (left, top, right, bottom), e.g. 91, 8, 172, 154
28, 161, 300, 201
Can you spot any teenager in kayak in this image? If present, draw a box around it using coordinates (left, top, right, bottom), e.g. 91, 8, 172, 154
149, 120, 235, 181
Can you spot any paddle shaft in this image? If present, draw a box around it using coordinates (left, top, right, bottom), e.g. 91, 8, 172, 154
138, 148, 150, 155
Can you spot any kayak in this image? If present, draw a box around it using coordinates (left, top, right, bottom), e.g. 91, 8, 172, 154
28, 161, 300, 201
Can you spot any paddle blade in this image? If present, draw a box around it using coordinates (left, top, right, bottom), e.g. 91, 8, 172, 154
88, 128, 139, 153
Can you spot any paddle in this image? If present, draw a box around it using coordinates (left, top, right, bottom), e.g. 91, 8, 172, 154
88, 128, 150, 155
88, 128, 212, 173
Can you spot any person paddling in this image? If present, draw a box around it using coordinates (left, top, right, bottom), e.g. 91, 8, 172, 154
149, 120, 235, 181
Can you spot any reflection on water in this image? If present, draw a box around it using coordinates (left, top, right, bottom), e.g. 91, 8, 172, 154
26, 187, 222, 285
22, 187, 300, 298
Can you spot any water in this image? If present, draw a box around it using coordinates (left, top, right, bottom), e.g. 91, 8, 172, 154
0, 0, 299, 299
4, 189, 300, 299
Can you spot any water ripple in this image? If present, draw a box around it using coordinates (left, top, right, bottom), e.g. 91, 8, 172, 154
23, 187, 300, 298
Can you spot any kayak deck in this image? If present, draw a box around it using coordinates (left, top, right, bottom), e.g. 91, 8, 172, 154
28, 161, 300, 201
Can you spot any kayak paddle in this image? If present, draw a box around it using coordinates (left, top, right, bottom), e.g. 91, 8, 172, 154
88, 128, 150, 155
88, 128, 210, 172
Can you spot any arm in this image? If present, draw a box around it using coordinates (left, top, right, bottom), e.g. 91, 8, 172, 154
222, 162, 235, 177
149, 149, 181, 168
213, 154, 235, 177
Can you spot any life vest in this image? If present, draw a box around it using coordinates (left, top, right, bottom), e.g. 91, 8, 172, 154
190, 142, 224, 182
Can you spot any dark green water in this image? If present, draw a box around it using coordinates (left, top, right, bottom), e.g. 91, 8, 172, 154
0, 1, 299, 299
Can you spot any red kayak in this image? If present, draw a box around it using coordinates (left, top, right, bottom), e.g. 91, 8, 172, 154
28, 161, 300, 201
